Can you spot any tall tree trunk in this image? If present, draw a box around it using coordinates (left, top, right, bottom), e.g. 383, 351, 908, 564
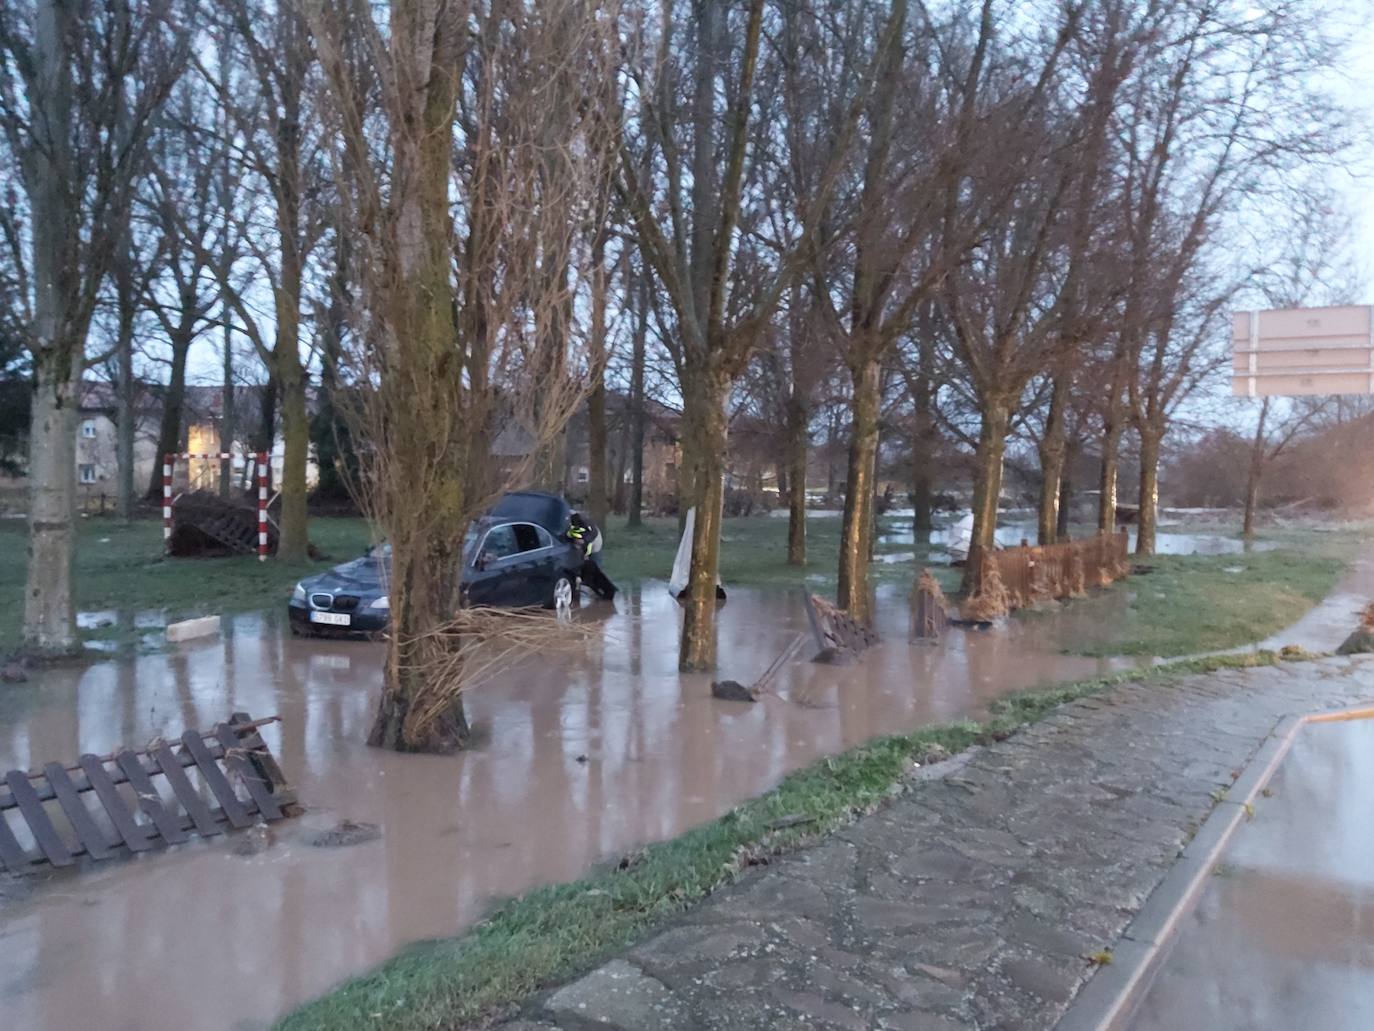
115, 280, 136, 522
147, 334, 192, 498
1242, 398, 1270, 540
1036, 375, 1067, 545
961, 401, 1009, 594
276, 354, 309, 561
837, 356, 880, 620
910, 342, 935, 537
588, 379, 608, 524
1057, 437, 1076, 541
587, 231, 609, 525
217, 28, 235, 500
370, 0, 469, 750
626, 278, 647, 528
219, 321, 235, 498
254, 376, 277, 454
786, 395, 807, 565
679, 367, 729, 672
25, 359, 82, 655
1097, 365, 1125, 531
1097, 409, 1122, 532
1135, 428, 1161, 556
23, 0, 81, 655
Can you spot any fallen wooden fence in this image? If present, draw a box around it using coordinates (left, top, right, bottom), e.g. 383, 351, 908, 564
0, 712, 297, 875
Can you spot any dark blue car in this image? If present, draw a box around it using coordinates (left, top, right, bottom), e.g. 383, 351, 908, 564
288, 491, 590, 636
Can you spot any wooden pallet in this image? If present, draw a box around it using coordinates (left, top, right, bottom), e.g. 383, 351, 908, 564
0, 712, 297, 875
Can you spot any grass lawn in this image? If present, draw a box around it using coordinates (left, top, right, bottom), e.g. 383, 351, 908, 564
1048, 526, 1367, 657
1, 512, 1364, 658
276, 650, 1286, 1031
0, 516, 374, 655
601, 512, 960, 594
0, 511, 951, 655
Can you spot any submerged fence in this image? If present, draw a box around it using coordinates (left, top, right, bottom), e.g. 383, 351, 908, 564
964, 529, 1130, 621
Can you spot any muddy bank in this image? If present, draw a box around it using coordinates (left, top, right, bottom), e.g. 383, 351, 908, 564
1132, 716, 1374, 1031
0, 582, 1141, 1030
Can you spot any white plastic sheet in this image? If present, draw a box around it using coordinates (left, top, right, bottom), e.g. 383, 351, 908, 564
668, 507, 724, 596
947, 511, 976, 562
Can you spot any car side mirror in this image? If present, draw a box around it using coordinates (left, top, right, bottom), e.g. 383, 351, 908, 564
474, 552, 489, 571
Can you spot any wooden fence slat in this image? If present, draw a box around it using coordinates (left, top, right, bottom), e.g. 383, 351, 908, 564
115, 751, 189, 846
214, 724, 282, 820
152, 743, 223, 838
79, 755, 156, 853
5, 770, 73, 867
181, 731, 254, 828
44, 762, 115, 859
229, 712, 293, 802
0, 812, 32, 873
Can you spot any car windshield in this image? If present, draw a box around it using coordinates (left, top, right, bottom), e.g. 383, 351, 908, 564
365, 520, 512, 563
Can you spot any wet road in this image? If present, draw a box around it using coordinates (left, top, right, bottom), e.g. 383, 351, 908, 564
1132, 716, 1374, 1031
1258, 545, 1374, 653
0, 583, 1134, 1031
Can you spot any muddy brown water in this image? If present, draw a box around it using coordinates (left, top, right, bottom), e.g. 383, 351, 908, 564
1131, 716, 1374, 1031
0, 583, 1145, 1030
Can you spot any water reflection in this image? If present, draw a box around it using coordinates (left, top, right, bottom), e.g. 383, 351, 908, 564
1132, 718, 1374, 1031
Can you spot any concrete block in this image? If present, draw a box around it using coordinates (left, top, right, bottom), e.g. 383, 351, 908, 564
166, 615, 221, 643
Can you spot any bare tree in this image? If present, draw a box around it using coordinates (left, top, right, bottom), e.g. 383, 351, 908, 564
203, 0, 329, 561
1238, 180, 1356, 537
138, 77, 227, 497
0, 0, 187, 654
309, 0, 619, 751
1114, 0, 1346, 555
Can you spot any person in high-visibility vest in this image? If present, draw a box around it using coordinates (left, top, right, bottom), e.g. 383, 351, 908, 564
566, 511, 615, 599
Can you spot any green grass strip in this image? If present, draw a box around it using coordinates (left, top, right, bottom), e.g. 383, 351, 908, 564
278, 650, 1284, 1031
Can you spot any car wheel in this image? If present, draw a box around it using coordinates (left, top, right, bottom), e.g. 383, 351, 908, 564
549, 573, 576, 614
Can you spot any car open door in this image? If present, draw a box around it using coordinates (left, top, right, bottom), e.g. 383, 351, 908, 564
466, 524, 520, 606
508, 522, 558, 605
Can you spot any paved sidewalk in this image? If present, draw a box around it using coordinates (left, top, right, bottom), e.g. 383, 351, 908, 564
498, 656, 1374, 1031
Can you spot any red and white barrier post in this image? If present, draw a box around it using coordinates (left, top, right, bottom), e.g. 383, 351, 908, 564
163, 452, 271, 561
257, 451, 269, 562
162, 454, 174, 555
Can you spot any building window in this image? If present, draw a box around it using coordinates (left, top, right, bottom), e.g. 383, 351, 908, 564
575, 467, 590, 483
81, 420, 96, 438
79, 464, 96, 484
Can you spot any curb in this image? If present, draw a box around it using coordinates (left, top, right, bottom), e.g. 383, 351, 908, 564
1054, 702, 1368, 1031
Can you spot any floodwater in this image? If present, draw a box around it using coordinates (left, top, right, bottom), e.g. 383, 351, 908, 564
872, 512, 1269, 562
0, 583, 1135, 1031
1131, 716, 1374, 1031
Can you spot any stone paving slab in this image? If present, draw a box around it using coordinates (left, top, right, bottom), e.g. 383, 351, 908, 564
498, 657, 1374, 1031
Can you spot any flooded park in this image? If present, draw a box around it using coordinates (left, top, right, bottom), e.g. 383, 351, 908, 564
1, 517, 1371, 1030
3, 527, 1373, 1030
0, 578, 1139, 1030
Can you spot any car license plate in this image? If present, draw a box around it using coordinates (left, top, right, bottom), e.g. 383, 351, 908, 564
309, 611, 351, 627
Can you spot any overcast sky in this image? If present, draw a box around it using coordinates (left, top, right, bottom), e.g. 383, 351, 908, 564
1328, 1, 1374, 292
